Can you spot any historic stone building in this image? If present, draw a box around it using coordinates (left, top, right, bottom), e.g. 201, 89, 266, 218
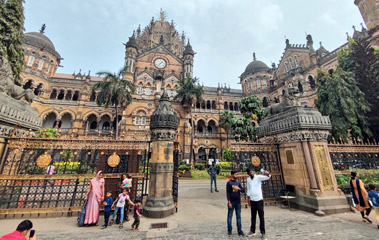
19, 2, 377, 163
20, 11, 242, 163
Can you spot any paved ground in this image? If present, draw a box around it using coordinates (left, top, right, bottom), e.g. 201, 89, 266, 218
0, 179, 378, 239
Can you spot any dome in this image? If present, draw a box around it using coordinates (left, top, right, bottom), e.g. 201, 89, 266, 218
23, 32, 61, 59
241, 60, 269, 77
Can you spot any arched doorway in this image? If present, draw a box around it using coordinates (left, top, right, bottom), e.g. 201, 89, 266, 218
60, 113, 73, 133
42, 112, 57, 128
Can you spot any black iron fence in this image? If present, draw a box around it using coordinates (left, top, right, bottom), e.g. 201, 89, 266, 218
0, 137, 148, 215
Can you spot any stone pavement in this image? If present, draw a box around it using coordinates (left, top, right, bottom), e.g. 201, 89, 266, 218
0, 179, 378, 239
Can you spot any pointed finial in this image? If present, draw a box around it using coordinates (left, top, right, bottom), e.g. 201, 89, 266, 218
346, 32, 350, 40
360, 23, 366, 31
253, 52, 256, 61
187, 39, 190, 46
39, 24, 46, 34
352, 25, 356, 31
160, 8, 165, 22
137, 24, 141, 35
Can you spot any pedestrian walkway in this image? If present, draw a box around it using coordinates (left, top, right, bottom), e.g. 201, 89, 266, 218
0, 179, 377, 239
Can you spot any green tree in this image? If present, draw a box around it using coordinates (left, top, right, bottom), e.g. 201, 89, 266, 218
222, 147, 232, 162
230, 116, 256, 142
219, 110, 234, 147
315, 68, 372, 142
92, 67, 136, 139
338, 38, 379, 139
239, 95, 264, 121
0, 0, 25, 85
174, 76, 203, 166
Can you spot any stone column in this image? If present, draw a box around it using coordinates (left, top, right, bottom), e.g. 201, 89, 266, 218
143, 91, 179, 218
257, 106, 349, 215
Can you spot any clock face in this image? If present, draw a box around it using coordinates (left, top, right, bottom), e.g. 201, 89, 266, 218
154, 58, 167, 69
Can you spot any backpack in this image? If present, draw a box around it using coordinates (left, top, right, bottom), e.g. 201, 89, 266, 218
77, 201, 87, 227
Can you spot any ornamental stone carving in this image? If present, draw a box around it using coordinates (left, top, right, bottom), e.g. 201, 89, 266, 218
150, 91, 179, 141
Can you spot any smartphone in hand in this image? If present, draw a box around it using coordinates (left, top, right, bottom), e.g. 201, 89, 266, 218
29, 230, 35, 238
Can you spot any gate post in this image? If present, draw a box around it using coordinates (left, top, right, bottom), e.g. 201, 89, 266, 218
143, 92, 179, 218
257, 106, 350, 215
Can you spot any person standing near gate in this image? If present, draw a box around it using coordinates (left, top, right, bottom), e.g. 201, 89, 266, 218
43, 164, 55, 186
246, 168, 271, 240
226, 170, 245, 236
207, 161, 218, 193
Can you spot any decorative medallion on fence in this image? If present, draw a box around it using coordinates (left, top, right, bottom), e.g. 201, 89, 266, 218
107, 152, 120, 167
36, 152, 52, 168
251, 154, 260, 167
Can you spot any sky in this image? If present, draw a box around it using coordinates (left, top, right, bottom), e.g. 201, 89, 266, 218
23, 0, 364, 89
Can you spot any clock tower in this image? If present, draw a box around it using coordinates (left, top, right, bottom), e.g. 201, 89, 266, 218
123, 10, 193, 99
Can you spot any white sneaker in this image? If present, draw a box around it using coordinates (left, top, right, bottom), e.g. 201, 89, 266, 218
261, 234, 267, 240
247, 231, 256, 237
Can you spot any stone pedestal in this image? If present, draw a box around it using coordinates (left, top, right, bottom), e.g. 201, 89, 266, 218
257, 106, 350, 215
143, 92, 179, 218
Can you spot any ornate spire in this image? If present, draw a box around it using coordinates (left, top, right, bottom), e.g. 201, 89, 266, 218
184, 39, 194, 55
39, 24, 46, 34
160, 8, 166, 22
253, 52, 256, 61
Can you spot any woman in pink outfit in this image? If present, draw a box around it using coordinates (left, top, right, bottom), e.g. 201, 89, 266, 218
84, 171, 105, 225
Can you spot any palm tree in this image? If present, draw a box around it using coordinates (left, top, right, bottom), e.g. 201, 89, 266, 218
219, 110, 234, 147
92, 67, 136, 139
174, 76, 203, 166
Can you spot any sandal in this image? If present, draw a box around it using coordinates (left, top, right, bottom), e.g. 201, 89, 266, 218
109, 219, 114, 226
119, 223, 123, 229
363, 216, 372, 224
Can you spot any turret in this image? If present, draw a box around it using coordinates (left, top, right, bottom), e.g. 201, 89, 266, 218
124, 31, 138, 74
183, 40, 194, 78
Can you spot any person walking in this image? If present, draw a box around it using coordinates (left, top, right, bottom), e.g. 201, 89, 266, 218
84, 171, 105, 225
246, 168, 271, 240
109, 189, 134, 229
131, 200, 142, 231
226, 170, 245, 236
367, 184, 379, 229
101, 191, 113, 229
207, 161, 218, 193
350, 171, 372, 223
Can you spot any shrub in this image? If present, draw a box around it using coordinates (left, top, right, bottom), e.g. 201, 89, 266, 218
222, 147, 232, 162
35, 128, 58, 138
179, 164, 191, 172
194, 163, 205, 170
220, 161, 233, 170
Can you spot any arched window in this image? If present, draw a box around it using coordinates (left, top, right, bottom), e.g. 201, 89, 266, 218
65, 90, 72, 100
137, 83, 143, 94
90, 121, 97, 129
196, 101, 200, 108
38, 60, 44, 70
308, 75, 316, 89
234, 103, 239, 111
23, 80, 34, 90
298, 81, 303, 93
90, 92, 96, 102
262, 97, 269, 107
27, 56, 35, 67
293, 55, 299, 67
102, 121, 110, 130
212, 100, 216, 109
288, 57, 295, 69
141, 117, 146, 125
197, 120, 206, 134
135, 110, 146, 125
284, 62, 289, 72
34, 83, 43, 95
72, 91, 80, 101
256, 80, 261, 88
57, 90, 65, 100
229, 102, 234, 111
201, 101, 205, 109
224, 102, 228, 110
50, 89, 57, 99
206, 100, 211, 109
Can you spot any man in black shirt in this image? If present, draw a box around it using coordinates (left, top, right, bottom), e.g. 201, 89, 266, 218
226, 170, 245, 236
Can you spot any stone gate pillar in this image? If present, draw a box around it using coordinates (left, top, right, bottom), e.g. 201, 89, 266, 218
143, 92, 179, 218
257, 106, 350, 215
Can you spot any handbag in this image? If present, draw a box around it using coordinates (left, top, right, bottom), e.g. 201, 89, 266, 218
77, 200, 87, 227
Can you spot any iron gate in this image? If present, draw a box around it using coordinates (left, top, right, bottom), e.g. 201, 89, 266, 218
230, 143, 285, 203
0, 137, 148, 215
